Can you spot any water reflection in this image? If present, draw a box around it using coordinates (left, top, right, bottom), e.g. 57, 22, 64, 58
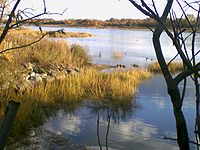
89, 99, 135, 150
45, 112, 82, 135
42, 96, 179, 150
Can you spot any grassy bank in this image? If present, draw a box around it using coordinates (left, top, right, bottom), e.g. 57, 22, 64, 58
1, 67, 151, 142
3, 28, 93, 39
0, 28, 152, 144
147, 62, 184, 74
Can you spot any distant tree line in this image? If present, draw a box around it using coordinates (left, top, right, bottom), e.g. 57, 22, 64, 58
26, 15, 198, 29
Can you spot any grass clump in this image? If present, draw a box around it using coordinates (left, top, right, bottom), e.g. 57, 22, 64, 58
0, 30, 91, 68
147, 61, 183, 74
112, 50, 123, 59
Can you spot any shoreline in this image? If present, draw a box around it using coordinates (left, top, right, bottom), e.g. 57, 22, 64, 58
24, 23, 152, 31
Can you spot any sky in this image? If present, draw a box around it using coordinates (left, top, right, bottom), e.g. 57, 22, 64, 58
15, 0, 196, 20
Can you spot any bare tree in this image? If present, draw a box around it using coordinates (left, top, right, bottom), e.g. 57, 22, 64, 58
129, 0, 200, 150
0, 0, 9, 22
0, 0, 67, 53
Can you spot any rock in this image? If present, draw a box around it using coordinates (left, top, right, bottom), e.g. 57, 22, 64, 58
35, 74, 43, 82
46, 69, 52, 76
116, 64, 125, 68
30, 130, 36, 137
58, 65, 64, 71
131, 64, 139, 68
56, 131, 62, 136
30, 71, 36, 77
33, 67, 45, 74
10, 64, 81, 94
28, 76, 36, 81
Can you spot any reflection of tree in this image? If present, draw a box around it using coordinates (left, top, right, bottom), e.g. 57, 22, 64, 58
89, 99, 136, 150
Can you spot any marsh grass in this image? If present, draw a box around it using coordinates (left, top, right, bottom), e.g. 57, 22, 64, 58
5, 28, 92, 38
49, 31, 93, 38
0, 30, 91, 68
147, 62, 183, 74
0, 67, 151, 141
112, 50, 123, 59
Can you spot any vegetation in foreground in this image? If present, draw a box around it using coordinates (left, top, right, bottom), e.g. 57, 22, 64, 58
0, 28, 152, 144
3, 67, 151, 141
147, 61, 184, 74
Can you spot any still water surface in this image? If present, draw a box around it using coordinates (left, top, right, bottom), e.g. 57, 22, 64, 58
31, 26, 200, 67
28, 26, 198, 149
42, 75, 195, 150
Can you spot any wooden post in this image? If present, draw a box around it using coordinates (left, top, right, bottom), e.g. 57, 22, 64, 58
0, 101, 20, 150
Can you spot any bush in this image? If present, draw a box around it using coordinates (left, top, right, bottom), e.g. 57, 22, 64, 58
70, 44, 91, 66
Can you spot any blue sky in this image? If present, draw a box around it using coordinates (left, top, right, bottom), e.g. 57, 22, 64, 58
16, 0, 196, 20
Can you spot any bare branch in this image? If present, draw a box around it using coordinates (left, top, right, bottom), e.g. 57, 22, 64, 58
0, 0, 21, 44
175, 63, 200, 84
129, 0, 154, 18
0, 33, 47, 54
151, 0, 159, 16
180, 77, 187, 103
183, 0, 200, 12
140, 0, 157, 17
176, 0, 195, 32
43, 0, 46, 12
167, 53, 179, 66
48, 8, 68, 16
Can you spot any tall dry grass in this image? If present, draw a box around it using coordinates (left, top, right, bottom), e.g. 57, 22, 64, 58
147, 61, 183, 74
0, 29, 91, 68
0, 67, 151, 140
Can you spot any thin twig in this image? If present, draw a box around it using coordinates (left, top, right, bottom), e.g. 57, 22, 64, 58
167, 53, 179, 66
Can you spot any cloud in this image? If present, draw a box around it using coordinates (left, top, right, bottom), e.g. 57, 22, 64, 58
43, 112, 82, 135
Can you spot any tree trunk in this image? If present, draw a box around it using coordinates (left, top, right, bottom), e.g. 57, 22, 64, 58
169, 87, 190, 150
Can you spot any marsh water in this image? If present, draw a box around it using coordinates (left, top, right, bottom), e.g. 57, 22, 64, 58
30, 26, 200, 67
27, 26, 199, 149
